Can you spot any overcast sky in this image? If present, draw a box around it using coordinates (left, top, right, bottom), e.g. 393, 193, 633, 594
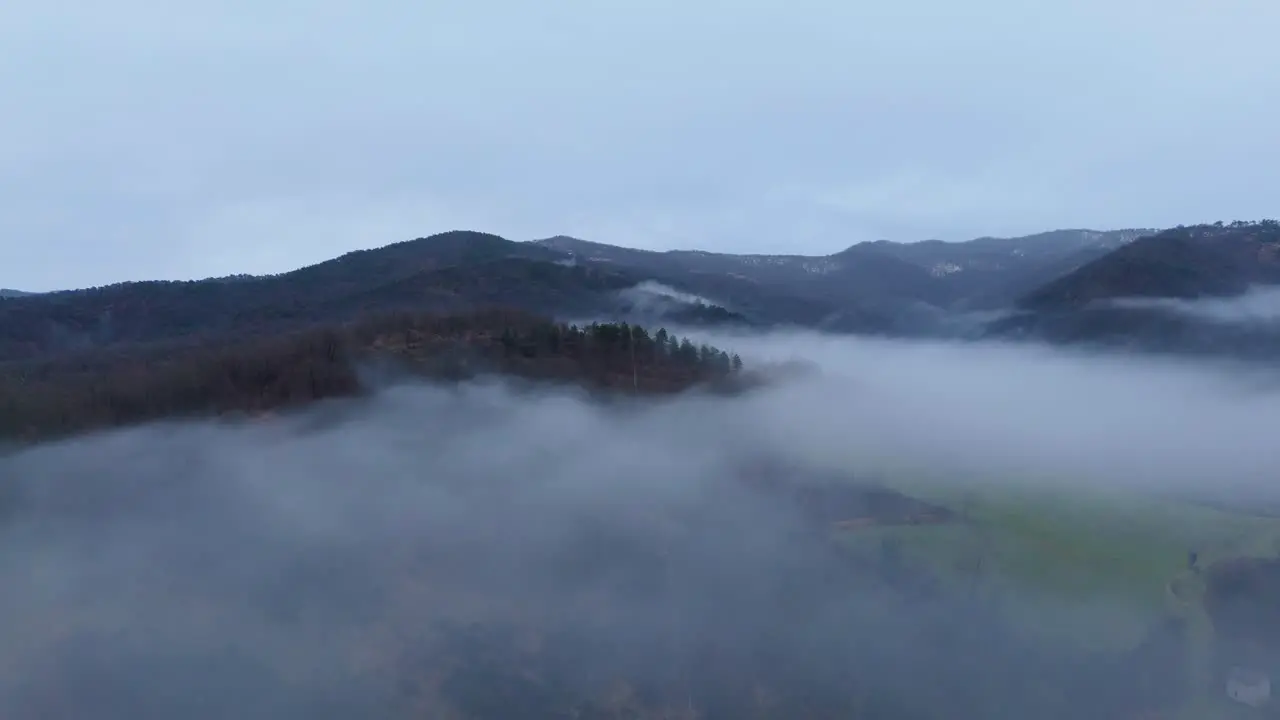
3, 0, 1279, 290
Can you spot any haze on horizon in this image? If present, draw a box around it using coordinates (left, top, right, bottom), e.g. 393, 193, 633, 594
2, 0, 1279, 291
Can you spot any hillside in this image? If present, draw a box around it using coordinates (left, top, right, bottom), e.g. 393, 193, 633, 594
534, 228, 1152, 318
0, 231, 534, 361
533, 236, 901, 331
984, 221, 1280, 356
0, 309, 742, 443
860, 228, 1155, 309
0, 232, 743, 363
0, 227, 1163, 365
1021, 221, 1280, 310
2, 230, 856, 364
0, 289, 34, 298
536, 235, 938, 307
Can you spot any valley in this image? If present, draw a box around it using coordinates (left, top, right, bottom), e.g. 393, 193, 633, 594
4, 221, 1280, 719
9, 2, 1280, 716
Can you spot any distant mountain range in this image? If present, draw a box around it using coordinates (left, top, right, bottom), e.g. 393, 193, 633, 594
6, 221, 1280, 364
534, 227, 1151, 312
0, 289, 34, 298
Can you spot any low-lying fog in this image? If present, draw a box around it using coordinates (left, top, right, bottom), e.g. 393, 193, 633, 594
2, 330, 1277, 719
1106, 285, 1280, 326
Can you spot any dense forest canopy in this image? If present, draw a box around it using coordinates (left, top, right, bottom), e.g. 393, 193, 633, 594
0, 309, 742, 443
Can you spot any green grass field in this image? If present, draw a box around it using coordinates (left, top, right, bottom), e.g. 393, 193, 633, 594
833, 476, 1280, 653
829, 474, 1280, 718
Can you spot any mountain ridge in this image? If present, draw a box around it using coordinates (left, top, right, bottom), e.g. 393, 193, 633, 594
533, 227, 1155, 312
0, 231, 760, 363
10, 223, 1264, 367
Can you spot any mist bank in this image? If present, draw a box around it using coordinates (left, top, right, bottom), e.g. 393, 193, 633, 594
1105, 285, 1280, 325
3, 332, 1277, 718
677, 328, 1280, 497
984, 283, 1280, 362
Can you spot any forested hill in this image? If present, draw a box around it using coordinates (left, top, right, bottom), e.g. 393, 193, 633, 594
0, 231, 643, 363
981, 221, 1280, 357
0, 230, 754, 445
1020, 221, 1280, 310
0, 309, 742, 443
0, 225, 1165, 362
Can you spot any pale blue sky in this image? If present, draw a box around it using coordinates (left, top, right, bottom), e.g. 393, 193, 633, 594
3, 0, 1279, 290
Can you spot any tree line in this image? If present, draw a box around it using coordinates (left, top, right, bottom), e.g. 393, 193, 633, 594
0, 309, 743, 443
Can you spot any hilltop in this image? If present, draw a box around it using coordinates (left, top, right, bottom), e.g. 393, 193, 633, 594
0, 231, 750, 364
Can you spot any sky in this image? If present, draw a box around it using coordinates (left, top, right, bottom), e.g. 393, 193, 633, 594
3, 0, 1279, 291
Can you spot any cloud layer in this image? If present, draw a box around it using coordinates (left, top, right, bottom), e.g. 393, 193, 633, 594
1108, 286, 1280, 326
2, 331, 1277, 716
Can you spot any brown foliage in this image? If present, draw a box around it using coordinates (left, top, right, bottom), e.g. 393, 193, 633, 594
0, 308, 742, 443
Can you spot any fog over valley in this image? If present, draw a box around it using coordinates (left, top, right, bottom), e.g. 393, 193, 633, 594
4, 331, 1279, 718
6, 1, 1280, 716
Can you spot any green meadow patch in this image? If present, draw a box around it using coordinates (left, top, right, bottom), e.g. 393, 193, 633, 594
832, 475, 1280, 652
